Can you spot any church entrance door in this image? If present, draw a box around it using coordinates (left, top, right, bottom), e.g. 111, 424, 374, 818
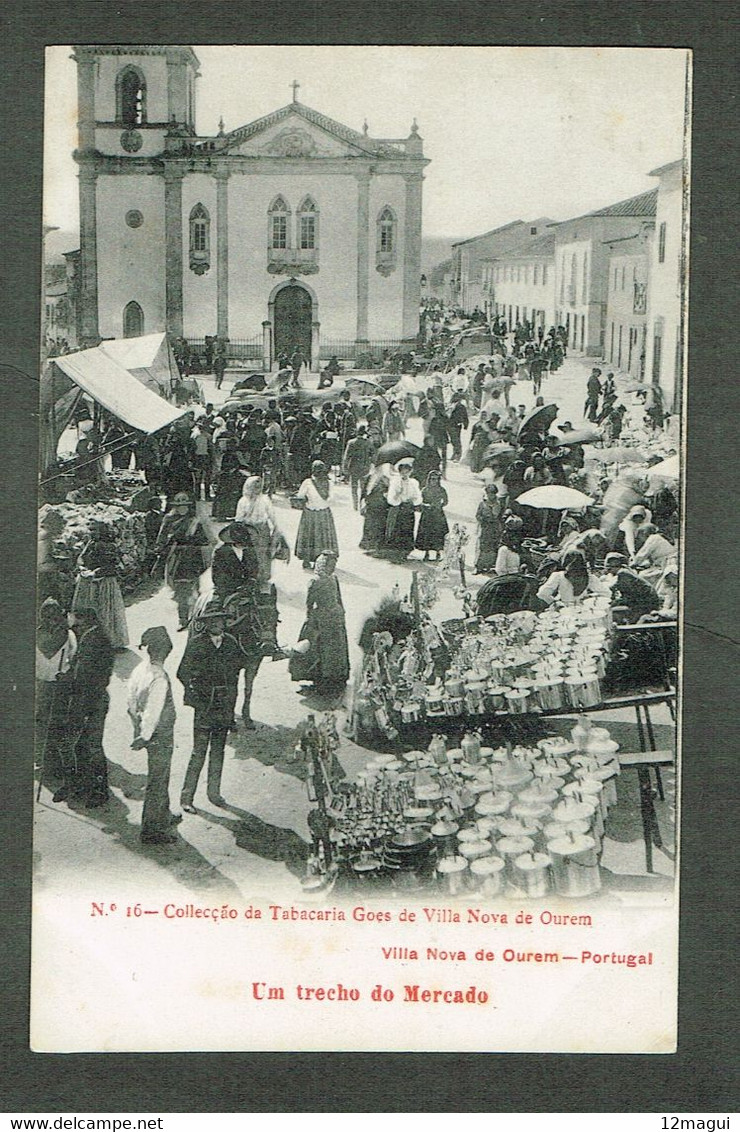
273, 283, 313, 365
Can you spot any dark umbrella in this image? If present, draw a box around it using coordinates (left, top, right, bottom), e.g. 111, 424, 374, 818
373, 439, 422, 465
517, 402, 558, 439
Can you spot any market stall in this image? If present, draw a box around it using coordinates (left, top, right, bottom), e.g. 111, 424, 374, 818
39, 498, 150, 599
352, 567, 674, 745
38, 344, 189, 598
299, 706, 625, 900
40, 341, 188, 477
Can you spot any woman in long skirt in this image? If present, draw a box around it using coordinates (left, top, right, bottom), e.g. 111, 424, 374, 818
474, 484, 504, 574
359, 467, 390, 555
235, 474, 289, 585
72, 522, 129, 648
415, 470, 449, 561
289, 552, 350, 696
212, 450, 248, 521
294, 460, 339, 570
468, 411, 494, 474
385, 458, 423, 562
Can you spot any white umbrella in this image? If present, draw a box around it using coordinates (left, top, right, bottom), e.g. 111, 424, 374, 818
517, 485, 594, 510
646, 454, 679, 480
387, 374, 422, 396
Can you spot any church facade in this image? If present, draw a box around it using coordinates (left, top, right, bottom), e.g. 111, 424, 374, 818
73, 45, 429, 367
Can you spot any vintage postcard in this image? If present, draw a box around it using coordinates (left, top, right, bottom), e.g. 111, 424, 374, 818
31, 44, 688, 1053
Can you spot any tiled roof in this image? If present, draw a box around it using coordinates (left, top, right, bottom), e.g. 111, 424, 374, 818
481, 229, 558, 261
590, 189, 658, 217
452, 220, 524, 249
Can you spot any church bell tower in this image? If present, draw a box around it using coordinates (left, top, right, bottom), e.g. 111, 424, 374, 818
73, 45, 200, 343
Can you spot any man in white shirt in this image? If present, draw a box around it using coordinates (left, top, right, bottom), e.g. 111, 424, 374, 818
127, 625, 180, 844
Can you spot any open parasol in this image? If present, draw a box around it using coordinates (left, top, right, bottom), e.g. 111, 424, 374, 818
345, 375, 386, 394
557, 427, 602, 446
482, 442, 517, 463
386, 374, 419, 397
517, 402, 558, 439
645, 453, 679, 480
620, 379, 651, 394
517, 485, 594, 510
373, 439, 422, 465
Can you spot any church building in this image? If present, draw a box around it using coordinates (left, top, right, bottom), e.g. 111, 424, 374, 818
73, 45, 429, 368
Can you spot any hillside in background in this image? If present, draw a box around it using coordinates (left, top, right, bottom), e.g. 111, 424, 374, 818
43, 228, 79, 263
421, 236, 462, 275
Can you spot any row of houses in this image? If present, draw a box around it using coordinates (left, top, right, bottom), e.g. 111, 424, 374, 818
434, 159, 686, 410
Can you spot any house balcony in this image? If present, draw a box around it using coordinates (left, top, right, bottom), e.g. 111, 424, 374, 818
267, 247, 319, 275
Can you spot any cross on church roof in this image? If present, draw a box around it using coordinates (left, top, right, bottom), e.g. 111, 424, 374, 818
291, 79, 300, 103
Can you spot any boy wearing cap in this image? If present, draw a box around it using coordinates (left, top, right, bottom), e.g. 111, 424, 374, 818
128, 626, 180, 844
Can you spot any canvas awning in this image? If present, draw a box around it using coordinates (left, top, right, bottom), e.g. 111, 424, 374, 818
98, 332, 178, 398
52, 346, 185, 434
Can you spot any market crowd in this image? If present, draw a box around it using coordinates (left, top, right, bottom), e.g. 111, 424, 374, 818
36, 307, 678, 845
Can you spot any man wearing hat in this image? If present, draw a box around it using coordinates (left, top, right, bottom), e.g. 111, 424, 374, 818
127, 626, 180, 844
211, 522, 260, 600
177, 599, 243, 810
342, 424, 372, 511
584, 368, 602, 422
448, 392, 470, 462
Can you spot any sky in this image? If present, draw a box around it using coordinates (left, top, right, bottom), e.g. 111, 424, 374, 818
44, 45, 688, 249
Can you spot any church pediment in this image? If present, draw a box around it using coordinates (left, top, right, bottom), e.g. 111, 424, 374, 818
221, 103, 396, 158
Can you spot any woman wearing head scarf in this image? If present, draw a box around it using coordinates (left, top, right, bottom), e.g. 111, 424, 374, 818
474, 483, 504, 574
630, 523, 677, 586
467, 411, 494, 474
536, 549, 609, 606
415, 470, 449, 561
618, 503, 653, 557
383, 400, 406, 443
294, 460, 339, 570
555, 516, 582, 557
235, 475, 289, 584
71, 521, 129, 648
359, 465, 391, 556
289, 551, 350, 697
155, 493, 211, 629
495, 527, 523, 576
385, 457, 423, 562
161, 421, 195, 503
655, 560, 679, 615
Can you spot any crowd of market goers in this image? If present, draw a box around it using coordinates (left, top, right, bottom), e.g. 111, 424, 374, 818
36, 306, 678, 844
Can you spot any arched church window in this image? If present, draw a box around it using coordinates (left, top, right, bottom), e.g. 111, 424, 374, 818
268, 196, 291, 250
123, 301, 144, 338
378, 206, 396, 254
376, 206, 397, 276
116, 66, 147, 128
189, 203, 210, 274
297, 196, 319, 251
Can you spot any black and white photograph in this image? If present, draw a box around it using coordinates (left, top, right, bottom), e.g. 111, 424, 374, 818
32, 43, 688, 1053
